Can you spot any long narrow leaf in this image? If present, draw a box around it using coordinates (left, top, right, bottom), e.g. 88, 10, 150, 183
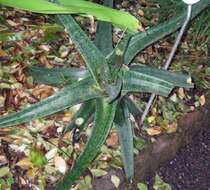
94, 0, 113, 56
121, 69, 173, 96
0, 78, 101, 128
58, 0, 139, 33
55, 98, 117, 189
0, 0, 139, 32
130, 65, 193, 89
53, 11, 111, 86
64, 100, 95, 133
124, 0, 210, 64
123, 96, 142, 119
108, 34, 132, 76
115, 101, 134, 180
27, 66, 89, 86
0, 0, 77, 14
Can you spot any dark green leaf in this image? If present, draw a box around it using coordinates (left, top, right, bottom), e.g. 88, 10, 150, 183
130, 65, 193, 89
121, 68, 173, 96
108, 34, 132, 71
53, 7, 111, 86
55, 98, 117, 189
27, 66, 89, 86
64, 100, 95, 133
105, 79, 122, 102
0, 78, 101, 128
123, 95, 142, 119
94, 0, 113, 56
124, 0, 210, 64
115, 100, 134, 180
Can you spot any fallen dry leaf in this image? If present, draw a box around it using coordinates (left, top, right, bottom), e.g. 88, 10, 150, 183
199, 95, 205, 106
16, 157, 33, 169
0, 167, 10, 178
32, 85, 55, 99
0, 49, 8, 57
54, 156, 67, 174
45, 148, 58, 160
111, 175, 120, 188
106, 132, 119, 148
137, 9, 144, 17
166, 122, 178, 134
146, 126, 162, 136
7, 19, 19, 26
187, 77, 192, 84
178, 88, 185, 100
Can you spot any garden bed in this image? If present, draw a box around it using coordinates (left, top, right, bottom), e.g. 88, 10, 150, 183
93, 92, 210, 190
0, 1, 209, 189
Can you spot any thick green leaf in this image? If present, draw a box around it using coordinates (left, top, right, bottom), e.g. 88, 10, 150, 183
108, 34, 132, 77
121, 68, 173, 96
27, 66, 89, 86
0, 0, 77, 14
53, 12, 111, 86
115, 101, 134, 180
124, 0, 210, 64
105, 79, 123, 102
0, 0, 139, 32
94, 0, 113, 56
130, 65, 193, 89
55, 98, 117, 189
58, 0, 139, 33
0, 78, 101, 128
123, 96, 142, 119
64, 100, 95, 133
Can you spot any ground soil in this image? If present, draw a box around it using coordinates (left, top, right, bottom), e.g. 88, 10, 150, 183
145, 128, 210, 190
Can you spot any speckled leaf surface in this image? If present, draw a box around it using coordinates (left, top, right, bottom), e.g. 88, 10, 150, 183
54, 13, 110, 86
55, 98, 117, 189
0, 78, 101, 128
27, 66, 89, 86
130, 65, 193, 89
115, 101, 134, 180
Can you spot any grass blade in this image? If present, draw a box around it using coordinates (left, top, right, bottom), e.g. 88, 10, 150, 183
55, 98, 117, 189
0, 78, 101, 128
115, 100, 134, 180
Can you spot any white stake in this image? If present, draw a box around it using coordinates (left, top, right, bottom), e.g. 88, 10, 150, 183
139, 0, 201, 126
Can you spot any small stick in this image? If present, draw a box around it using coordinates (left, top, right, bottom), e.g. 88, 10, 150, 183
140, 3, 194, 126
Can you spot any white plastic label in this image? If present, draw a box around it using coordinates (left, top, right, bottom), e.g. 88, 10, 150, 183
182, 0, 200, 4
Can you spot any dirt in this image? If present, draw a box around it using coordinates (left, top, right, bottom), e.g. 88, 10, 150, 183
145, 128, 210, 190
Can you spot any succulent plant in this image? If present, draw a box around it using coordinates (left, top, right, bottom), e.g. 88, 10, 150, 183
0, 0, 208, 189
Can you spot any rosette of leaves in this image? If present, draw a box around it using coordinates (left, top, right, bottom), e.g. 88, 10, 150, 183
0, 0, 209, 189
